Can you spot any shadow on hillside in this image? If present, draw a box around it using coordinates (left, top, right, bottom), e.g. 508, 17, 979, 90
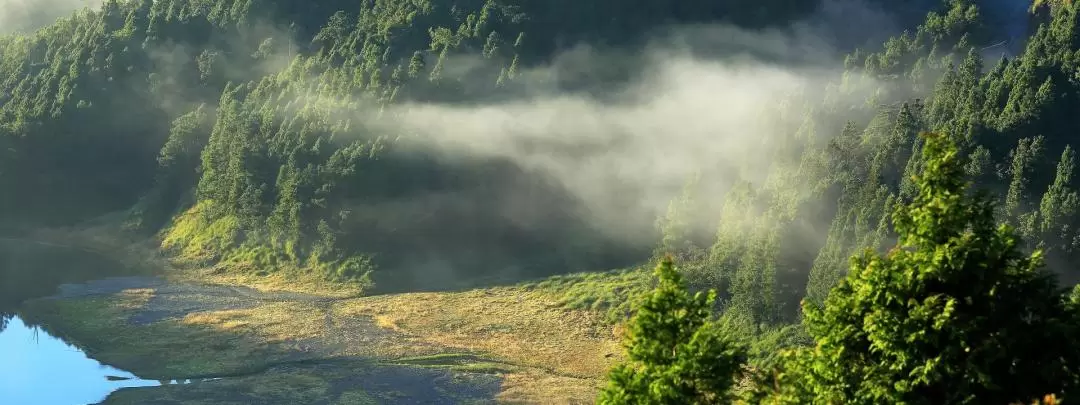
366, 247, 650, 296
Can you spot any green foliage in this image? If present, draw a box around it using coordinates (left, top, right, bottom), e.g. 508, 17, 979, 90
599, 257, 748, 404
0, 0, 970, 292
612, 134, 1080, 404
5, 0, 1080, 364
757, 133, 1080, 404
640, 0, 1080, 329
528, 267, 653, 324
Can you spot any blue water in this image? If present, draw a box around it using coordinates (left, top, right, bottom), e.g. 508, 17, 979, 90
0, 315, 194, 405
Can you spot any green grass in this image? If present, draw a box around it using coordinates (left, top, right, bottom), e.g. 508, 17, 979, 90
162, 201, 374, 287
161, 201, 241, 262
524, 263, 813, 373
523, 267, 654, 324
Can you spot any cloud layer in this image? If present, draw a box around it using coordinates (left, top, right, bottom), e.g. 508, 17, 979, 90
0, 0, 101, 34
377, 23, 882, 244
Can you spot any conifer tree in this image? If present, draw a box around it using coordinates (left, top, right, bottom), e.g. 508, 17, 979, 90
764, 133, 1080, 404
599, 256, 748, 405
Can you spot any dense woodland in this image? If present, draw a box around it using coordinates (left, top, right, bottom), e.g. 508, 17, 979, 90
4, 0, 1080, 401
0, 0, 956, 291
607, 133, 1080, 403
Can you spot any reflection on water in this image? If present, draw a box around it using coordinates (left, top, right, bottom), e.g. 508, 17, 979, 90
0, 239, 141, 314
0, 239, 202, 404
0, 315, 196, 404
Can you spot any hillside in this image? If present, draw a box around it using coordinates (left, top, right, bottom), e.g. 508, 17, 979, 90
5, 0, 1080, 403
0, 0, 958, 294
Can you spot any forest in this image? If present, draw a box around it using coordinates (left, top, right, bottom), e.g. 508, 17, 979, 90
3, 0, 1080, 402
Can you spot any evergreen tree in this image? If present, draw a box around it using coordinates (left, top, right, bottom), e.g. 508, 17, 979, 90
599, 256, 748, 405
762, 133, 1080, 404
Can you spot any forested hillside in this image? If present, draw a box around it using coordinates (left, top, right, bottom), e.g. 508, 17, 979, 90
652, 0, 1080, 334
0, 0, 1077, 311
9, 0, 1080, 402
0, 0, 935, 292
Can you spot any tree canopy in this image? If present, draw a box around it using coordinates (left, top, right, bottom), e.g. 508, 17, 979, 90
608, 133, 1080, 404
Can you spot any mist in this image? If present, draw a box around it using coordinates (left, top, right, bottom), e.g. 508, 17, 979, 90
0, 0, 951, 283
0, 0, 100, 34
371, 6, 892, 249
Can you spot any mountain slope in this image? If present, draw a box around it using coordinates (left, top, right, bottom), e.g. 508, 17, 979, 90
5, 0, 1080, 345
0, 0, 947, 292
10, 0, 1080, 403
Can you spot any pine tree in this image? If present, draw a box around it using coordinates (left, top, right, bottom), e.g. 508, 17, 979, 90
762, 133, 1080, 404
599, 256, 748, 405
1005, 136, 1046, 235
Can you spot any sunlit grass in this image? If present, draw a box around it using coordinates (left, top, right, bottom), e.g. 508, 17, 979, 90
180, 302, 327, 344
522, 267, 654, 324
337, 286, 623, 378
169, 265, 364, 298
161, 201, 374, 291
161, 201, 241, 262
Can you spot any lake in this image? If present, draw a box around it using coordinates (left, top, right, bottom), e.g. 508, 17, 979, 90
0, 238, 187, 404
0, 315, 200, 405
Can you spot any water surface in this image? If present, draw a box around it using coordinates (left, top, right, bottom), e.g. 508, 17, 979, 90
0, 239, 184, 404
0, 315, 195, 405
